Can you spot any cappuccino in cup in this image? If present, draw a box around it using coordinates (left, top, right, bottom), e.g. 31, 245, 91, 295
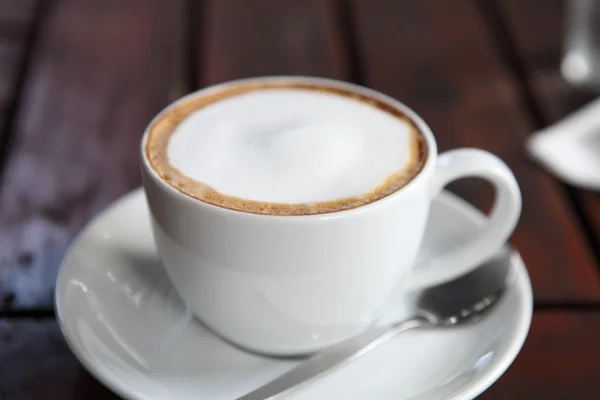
145, 82, 427, 215
141, 76, 521, 355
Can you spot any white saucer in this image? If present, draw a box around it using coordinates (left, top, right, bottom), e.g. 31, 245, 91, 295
55, 189, 532, 400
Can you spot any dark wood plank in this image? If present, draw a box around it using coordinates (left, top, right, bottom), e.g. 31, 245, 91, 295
0, 0, 37, 25
0, 0, 37, 139
0, 319, 120, 399
499, 0, 600, 257
499, 0, 593, 122
479, 311, 600, 399
0, 0, 187, 309
203, 0, 348, 85
351, 0, 600, 302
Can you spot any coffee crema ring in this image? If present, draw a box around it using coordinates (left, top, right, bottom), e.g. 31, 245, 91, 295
145, 81, 428, 215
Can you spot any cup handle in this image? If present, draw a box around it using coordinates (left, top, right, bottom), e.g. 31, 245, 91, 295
403, 148, 522, 291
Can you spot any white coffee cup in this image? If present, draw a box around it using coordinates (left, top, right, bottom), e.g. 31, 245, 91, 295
140, 76, 521, 356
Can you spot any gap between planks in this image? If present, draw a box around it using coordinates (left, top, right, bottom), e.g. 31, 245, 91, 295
0, 0, 51, 186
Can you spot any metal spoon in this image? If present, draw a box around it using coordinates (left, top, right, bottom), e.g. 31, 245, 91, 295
239, 245, 517, 400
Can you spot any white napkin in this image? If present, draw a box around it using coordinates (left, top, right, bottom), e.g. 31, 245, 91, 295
527, 97, 600, 190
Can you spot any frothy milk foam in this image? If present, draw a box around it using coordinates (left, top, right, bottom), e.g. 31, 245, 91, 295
146, 82, 427, 215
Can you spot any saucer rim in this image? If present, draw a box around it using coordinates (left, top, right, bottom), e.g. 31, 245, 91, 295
55, 188, 533, 400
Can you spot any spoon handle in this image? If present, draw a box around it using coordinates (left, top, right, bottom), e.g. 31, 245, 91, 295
237, 316, 429, 400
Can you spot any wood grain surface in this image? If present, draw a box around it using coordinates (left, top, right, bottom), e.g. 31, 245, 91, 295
480, 311, 600, 399
352, 0, 600, 303
0, 0, 186, 309
0, 319, 120, 399
203, 0, 347, 85
0, 0, 38, 150
500, 0, 600, 254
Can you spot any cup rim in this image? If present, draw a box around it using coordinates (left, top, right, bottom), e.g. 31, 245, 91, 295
140, 75, 438, 219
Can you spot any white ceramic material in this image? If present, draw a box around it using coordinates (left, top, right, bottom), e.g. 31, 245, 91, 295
140, 76, 522, 355
55, 189, 532, 400
527, 96, 600, 190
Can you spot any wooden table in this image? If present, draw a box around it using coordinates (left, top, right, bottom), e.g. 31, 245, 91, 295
2, 0, 600, 398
